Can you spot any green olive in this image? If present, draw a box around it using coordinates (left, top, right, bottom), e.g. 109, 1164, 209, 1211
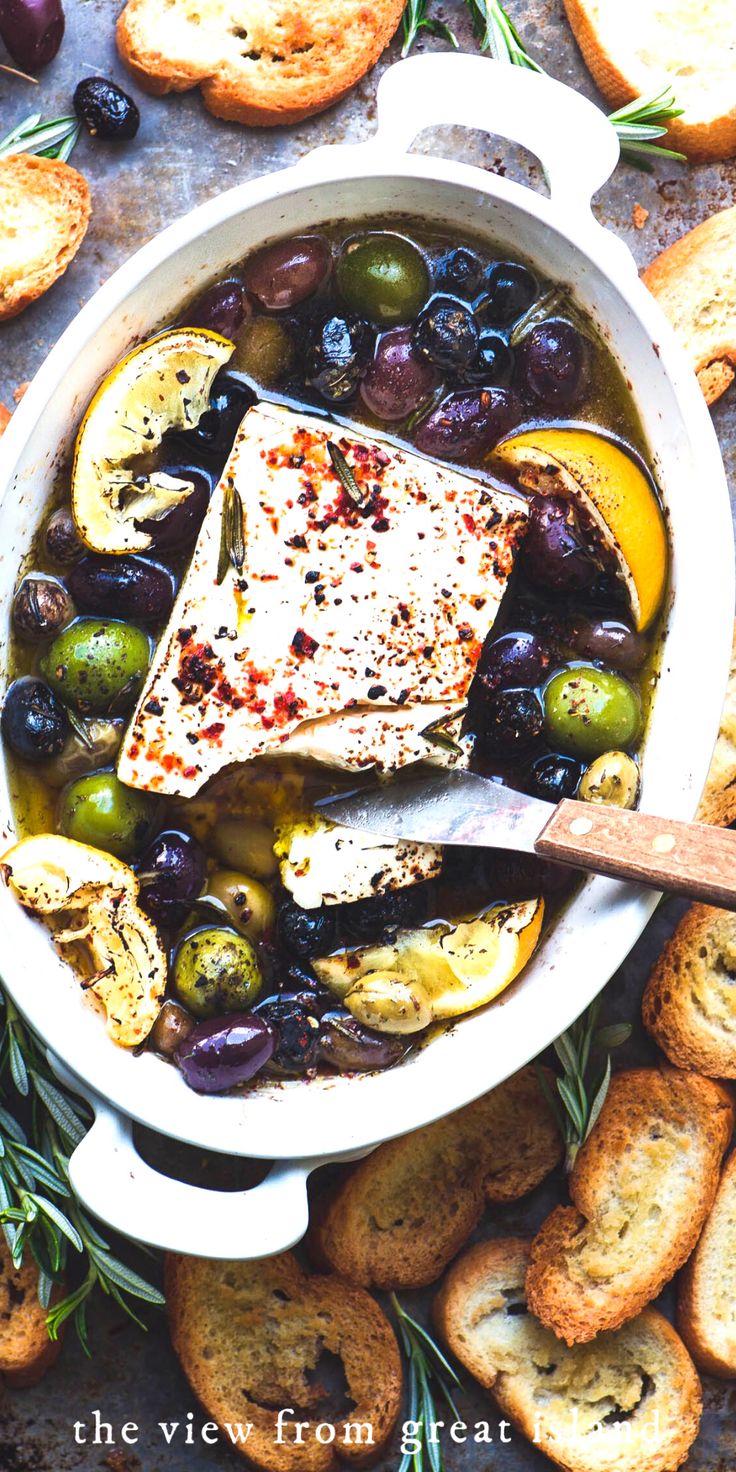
233, 317, 294, 385
58, 770, 156, 859
543, 665, 642, 761
579, 750, 640, 809
212, 817, 278, 880
173, 926, 263, 1018
344, 972, 433, 1035
336, 233, 429, 326
206, 869, 275, 939
42, 718, 124, 789
41, 618, 151, 716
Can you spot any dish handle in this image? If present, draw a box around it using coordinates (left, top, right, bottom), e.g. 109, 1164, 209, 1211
47, 1055, 323, 1260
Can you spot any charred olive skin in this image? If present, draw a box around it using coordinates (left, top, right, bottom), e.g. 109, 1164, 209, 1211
2, 678, 68, 762
544, 665, 642, 760
517, 318, 590, 407
412, 298, 479, 373
41, 618, 151, 715
243, 236, 331, 311
0, 0, 64, 70
337, 234, 429, 326
318, 1011, 408, 1072
527, 752, 582, 803
68, 556, 177, 624
523, 496, 596, 593
415, 388, 521, 462
173, 927, 263, 1018
138, 465, 211, 550
176, 1012, 275, 1093
137, 830, 207, 928
58, 771, 155, 859
476, 688, 544, 756
73, 77, 140, 140
254, 995, 321, 1075
13, 575, 74, 640
45, 506, 83, 565
276, 898, 336, 959
360, 327, 436, 422
305, 313, 375, 402
186, 279, 250, 339
434, 247, 483, 299
339, 886, 428, 945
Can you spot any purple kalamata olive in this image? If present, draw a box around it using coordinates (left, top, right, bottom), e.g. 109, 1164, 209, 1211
317, 1010, 408, 1072
522, 495, 597, 593
137, 465, 212, 550
137, 829, 207, 928
68, 555, 176, 624
517, 319, 590, 408
0, 0, 64, 70
558, 616, 648, 672
360, 327, 437, 422
414, 388, 521, 462
13, 574, 74, 639
478, 631, 556, 695
186, 279, 251, 340
176, 1012, 275, 1093
243, 236, 331, 311
45, 506, 83, 565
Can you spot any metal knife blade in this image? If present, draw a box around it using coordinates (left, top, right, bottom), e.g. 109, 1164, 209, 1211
316, 770, 552, 851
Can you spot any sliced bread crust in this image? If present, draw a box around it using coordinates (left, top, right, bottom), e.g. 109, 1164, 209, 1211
0, 154, 90, 322
526, 1069, 734, 1345
309, 1066, 562, 1290
678, 1149, 736, 1376
116, 0, 405, 126
643, 210, 736, 407
642, 904, 736, 1076
562, 0, 736, 161
696, 621, 736, 821
435, 1236, 702, 1472
0, 1245, 61, 1388
166, 1251, 402, 1472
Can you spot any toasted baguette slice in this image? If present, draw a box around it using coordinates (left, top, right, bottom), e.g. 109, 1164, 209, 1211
117, 0, 405, 127
309, 1066, 561, 1290
435, 1237, 701, 1472
643, 210, 736, 406
678, 1149, 736, 1376
0, 1244, 61, 1388
166, 1251, 401, 1472
696, 621, 736, 821
526, 1069, 733, 1345
562, 0, 736, 162
0, 154, 90, 322
643, 904, 736, 1075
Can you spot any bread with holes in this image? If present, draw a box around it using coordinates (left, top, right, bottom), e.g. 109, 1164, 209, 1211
0, 1243, 62, 1388
166, 1251, 402, 1471
0, 154, 90, 322
642, 904, 736, 1075
562, 0, 736, 162
435, 1236, 701, 1472
678, 1149, 736, 1376
309, 1066, 561, 1290
116, 0, 405, 127
526, 1068, 734, 1345
643, 211, 736, 407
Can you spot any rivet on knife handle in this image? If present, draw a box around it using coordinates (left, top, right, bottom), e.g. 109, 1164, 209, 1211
536, 798, 736, 912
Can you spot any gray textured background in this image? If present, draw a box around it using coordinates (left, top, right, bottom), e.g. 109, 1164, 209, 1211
1, 0, 736, 1467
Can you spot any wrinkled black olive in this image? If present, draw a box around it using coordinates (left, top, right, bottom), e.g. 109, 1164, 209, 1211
74, 77, 140, 141
339, 886, 428, 945
255, 995, 321, 1075
1, 678, 68, 762
305, 314, 375, 402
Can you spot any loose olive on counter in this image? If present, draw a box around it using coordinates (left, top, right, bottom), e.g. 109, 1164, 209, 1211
0, 0, 64, 71
544, 665, 642, 761
13, 575, 74, 640
206, 869, 275, 939
73, 77, 140, 141
243, 236, 331, 311
1, 677, 68, 762
41, 617, 151, 715
58, 770, 156, 859
42, 716, 123, 787
173, 927, 263, 1018
176, 1012, 275, 1093
337, 233, 429, 326
578, 750, 640, 809
68, 555, 177, 624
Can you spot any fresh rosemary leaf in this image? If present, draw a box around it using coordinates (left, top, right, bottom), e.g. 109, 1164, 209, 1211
403, 383, 446, 434
393, 1295, 461, 1472
216, 484, 245, 584
465, 0, 543, 69
0, 113, 81, 162
65, 710, 95, 752
543, 1003, 631, 1171
327, 440, 370, 509
402, 0, 458, 57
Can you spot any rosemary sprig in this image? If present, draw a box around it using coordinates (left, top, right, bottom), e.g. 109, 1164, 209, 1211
536, 998, 631, 1172
402, 0, 459, 58
327, 440, 371, 509
465, 0, 542, 70
0, 990, 164, 1351
392, 1295, 462, 1472
0, 112, 81, 163
216, 483, 245, 584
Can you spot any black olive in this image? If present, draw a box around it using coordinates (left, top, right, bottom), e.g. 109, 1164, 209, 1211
73, 77, 140, 141
1, 678, 68, 762
412, 297, 479, 373
433, 247, 484, 299
477, 262, 536, 327
476, 688, 544, 757
13, 575, 74, 639
526, 752, 582, 803
68, 555, 177, 624
466, 332, 514, 386
339, 886, 428, 945
45, 507, 83, 566
276, 898, 336, 959
305, 313, 375, 402
174, 373, 257, 464
254, 995, 321, 1075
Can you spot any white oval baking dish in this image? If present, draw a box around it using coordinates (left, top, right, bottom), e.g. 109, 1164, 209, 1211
0, 54, 732, 1258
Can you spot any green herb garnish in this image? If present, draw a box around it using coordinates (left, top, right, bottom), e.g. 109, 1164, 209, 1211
536, 998, 631, 1172
401, 0, 459, 57
393, 1295, 462, 1472
0, 991, 164, 1351
327, 440, 371, 509
465, 0, 543, 70
0, 112, 81, 163
420, 707, 467, 756
216, 483, 245, 585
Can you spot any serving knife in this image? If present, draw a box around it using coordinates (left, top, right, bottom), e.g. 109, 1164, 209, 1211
318, 770, 736, 911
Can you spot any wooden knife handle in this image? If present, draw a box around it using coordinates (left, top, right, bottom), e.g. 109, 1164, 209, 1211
535, 799, 736, 910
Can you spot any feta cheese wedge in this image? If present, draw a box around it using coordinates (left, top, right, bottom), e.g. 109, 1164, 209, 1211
274, 815, 442, 909
119, 404, 527, 797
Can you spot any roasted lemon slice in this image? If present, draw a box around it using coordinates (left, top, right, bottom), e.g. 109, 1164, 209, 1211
313, 897, 544, 1034
496, 428, 668, 631
71, 328, 234, 554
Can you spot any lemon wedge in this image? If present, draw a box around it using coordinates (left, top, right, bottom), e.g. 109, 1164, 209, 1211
71, 328, 234, 554
496, 428, 668, 631
313, 897, 544, 1034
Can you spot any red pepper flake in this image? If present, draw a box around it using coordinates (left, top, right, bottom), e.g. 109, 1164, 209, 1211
463, 513, 476, 534
202, 722, 225, 740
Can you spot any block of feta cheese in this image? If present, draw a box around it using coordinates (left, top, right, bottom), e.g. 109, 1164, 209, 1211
118, 404, 527, 797
274, 815, 443, 909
